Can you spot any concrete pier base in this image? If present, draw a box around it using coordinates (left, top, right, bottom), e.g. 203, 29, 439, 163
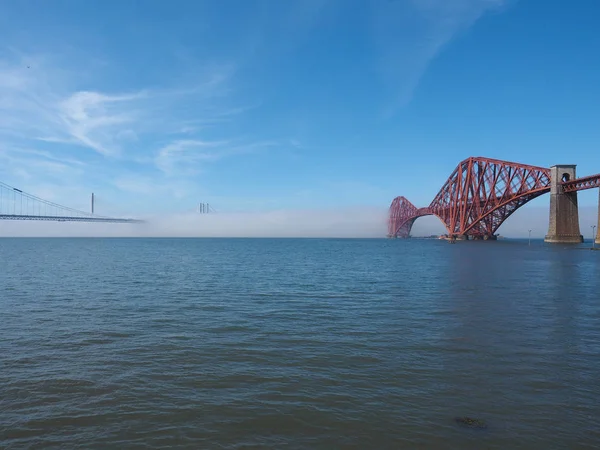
471, 235, 497, 241
544, 165, 584, 244
445, 234, 499, 241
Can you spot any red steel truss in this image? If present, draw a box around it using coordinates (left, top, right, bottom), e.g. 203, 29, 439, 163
389, 157, 553, 238
388, 196, 421, 238
429, 157, 553, 237
389, 156, 600, 238
562, 173, 600, 193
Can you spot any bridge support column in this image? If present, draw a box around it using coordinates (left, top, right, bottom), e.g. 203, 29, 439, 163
470, 234, 497, 241
596, 189, 600, 245
544, 165, 584, 244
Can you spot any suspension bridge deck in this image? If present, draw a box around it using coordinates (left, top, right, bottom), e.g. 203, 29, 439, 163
0, 181, 143, 223
0, 214, 143, 223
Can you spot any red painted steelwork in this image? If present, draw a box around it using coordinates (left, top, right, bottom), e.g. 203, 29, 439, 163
562, 173, 600, 193
389, 157, 553, 238
388, 197, 428, 238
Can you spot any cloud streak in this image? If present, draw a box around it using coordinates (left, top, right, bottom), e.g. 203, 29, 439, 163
57, 90, 145, 156
154, 138, 280, 175
0, 48, 258, 155
372, 0, 509, 112
0, 49, 283, 214
155, 139, 232, 175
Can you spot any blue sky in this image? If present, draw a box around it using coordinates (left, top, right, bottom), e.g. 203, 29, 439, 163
1, 0, 599, 236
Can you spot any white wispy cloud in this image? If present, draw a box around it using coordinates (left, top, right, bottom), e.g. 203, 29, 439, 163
155, 139, 231, 175
372, 0, 510, 112
0, 146, 86, 182
155, 138, 280, 175
0, 51, 249, 159
0, 48, 277, 207
57, 90, 145, 156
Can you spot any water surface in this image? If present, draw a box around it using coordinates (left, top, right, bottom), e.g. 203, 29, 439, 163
1, 238, 599, 449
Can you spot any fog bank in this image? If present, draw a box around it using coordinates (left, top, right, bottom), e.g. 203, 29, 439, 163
0, 207, 388, 238
1, 204, 598, 239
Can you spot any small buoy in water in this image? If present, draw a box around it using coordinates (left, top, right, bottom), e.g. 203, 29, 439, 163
455, 417, 487, 429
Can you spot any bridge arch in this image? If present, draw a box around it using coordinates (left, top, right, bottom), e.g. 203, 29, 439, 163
390, 212, 450, 238
388, 196, 450, 238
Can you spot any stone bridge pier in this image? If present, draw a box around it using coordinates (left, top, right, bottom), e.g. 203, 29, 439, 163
545, 165, 584, 244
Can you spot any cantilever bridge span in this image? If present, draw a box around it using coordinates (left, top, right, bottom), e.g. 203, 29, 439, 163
0, 181, 143, 224
388, 157, 600, 243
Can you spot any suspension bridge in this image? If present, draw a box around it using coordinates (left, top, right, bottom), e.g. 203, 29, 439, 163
388, 157, 600, 244
0, 181, 143, 223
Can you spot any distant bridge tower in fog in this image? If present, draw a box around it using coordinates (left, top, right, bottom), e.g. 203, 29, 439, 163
197, 203, 213, 214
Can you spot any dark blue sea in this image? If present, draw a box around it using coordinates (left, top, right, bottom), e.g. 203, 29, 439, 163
1, 238, 599, 449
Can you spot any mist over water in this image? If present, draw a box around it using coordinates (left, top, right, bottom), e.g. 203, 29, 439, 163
1, 197, 598, 239
1, 237, 599, 449
0, 207, 388, 238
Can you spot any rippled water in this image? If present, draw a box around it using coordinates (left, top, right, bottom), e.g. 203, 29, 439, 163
1, 237, 599, 449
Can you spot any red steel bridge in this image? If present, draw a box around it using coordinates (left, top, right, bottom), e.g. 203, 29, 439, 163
388, 157, 600, 240
0, 181, 143, 223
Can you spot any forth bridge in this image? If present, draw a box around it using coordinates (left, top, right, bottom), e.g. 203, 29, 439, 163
388, 157, 600, 244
